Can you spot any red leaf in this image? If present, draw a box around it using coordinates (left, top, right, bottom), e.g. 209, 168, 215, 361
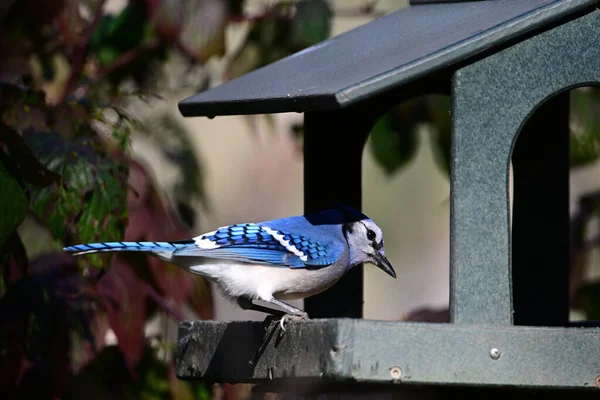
2, 232, 29, 284
124, 203, 154, 245
114, 157, 213, 323
56, 0, 88, 48
96, 259, 147, 373
0, 320, 28, 398
124, 160, 156, 241
148, 258, 194, 306
144, 195, 194, 306
127, 159, 151, 208
187, 276, 214, 320
148, 0, 186, 42
125, 160, 197, 307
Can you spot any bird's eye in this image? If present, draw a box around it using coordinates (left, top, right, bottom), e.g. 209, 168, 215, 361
366, 229, 376, 241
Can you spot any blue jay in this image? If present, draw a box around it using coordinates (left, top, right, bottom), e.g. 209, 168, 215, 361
63, 206, 395, 328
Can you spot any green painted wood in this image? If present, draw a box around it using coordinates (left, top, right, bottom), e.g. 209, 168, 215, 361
450, 8, 600, 325
176, 319, 600, 390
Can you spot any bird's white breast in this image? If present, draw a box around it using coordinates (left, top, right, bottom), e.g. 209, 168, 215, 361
186, 249, 350, 302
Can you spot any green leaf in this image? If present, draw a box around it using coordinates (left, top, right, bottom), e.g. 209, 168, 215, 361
291, 0, 332, 48
226, 1, 333, 81
428, 96, 452, 176
71, 345, 171, 400
369, 95, 452, 177
125, 345, 171, 400
0, 159, 27, 249
89, 3, 167, 88
90, 4, 147, 60
369, 110, 419, 175
570, 88, 600, 168
96, 46, 120, 66
23, 132, 128, 267
578, 281, 600, 321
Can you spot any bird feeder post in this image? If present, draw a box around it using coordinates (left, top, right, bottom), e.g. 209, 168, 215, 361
450, 10, 589, 325
302, 105, 375, 318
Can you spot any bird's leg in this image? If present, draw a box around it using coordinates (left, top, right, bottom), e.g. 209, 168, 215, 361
266, 298, 309, 331
236, 297, 286, 317
240, 295, 308, 331
267, 298, 307, 316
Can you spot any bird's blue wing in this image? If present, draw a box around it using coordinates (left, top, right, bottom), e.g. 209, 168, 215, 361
172, 223, 344, 268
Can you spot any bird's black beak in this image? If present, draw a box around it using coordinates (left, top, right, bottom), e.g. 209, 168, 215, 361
373, 250, 396, 279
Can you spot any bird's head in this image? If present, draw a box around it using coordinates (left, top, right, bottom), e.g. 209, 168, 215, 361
343, 218, 396, 279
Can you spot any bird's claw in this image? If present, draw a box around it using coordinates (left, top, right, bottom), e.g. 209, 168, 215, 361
279, 313, 308, 331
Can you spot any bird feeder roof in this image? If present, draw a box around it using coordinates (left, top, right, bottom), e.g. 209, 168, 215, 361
178, 0, 596, 117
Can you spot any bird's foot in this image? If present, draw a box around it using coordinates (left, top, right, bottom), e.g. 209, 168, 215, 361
279, 312, 309, 331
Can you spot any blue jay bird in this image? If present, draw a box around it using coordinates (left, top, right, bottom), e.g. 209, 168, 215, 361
63, 206, 395, 328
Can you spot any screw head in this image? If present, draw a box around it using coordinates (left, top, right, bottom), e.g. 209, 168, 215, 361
489, 348, 501, 360
390, 366, 402, 380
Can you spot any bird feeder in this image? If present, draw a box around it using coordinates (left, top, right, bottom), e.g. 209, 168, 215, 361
175, 0, 600, 394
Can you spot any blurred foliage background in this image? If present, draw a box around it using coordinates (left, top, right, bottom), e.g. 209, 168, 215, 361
0, 0, 600, 399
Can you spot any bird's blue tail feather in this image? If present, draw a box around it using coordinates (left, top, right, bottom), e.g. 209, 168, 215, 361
63, 240, 193, 255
